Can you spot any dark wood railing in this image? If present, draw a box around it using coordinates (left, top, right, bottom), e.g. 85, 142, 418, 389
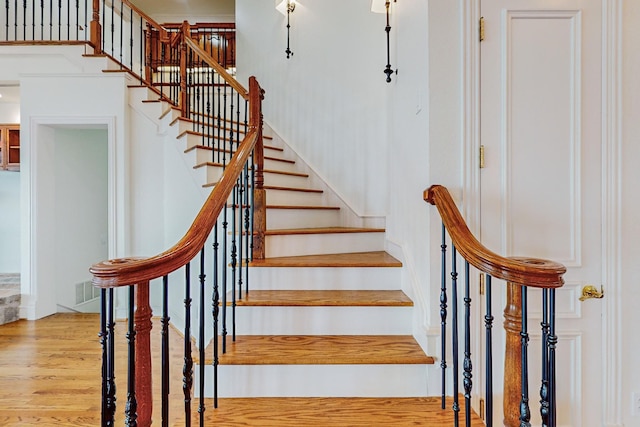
424, 184, 566, 427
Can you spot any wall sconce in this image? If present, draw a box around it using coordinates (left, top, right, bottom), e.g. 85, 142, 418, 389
276, 0, 296, 59
371, 0, 397, 82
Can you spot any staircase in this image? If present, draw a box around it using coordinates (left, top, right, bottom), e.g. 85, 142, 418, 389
0, 274, 20, 326
120, 79, 436, 398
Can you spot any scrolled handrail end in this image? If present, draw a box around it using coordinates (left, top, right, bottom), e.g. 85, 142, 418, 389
423, 184, 443, 205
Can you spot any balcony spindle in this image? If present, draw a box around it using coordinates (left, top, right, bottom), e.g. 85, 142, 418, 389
212, 223, 220, 408
540, 289, 550, 427
548, 289, 557, 427
198, 248, 206, 423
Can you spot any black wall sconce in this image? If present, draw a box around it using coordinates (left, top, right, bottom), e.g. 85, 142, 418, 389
372, 0, 397, 82
276, 0, 296, 59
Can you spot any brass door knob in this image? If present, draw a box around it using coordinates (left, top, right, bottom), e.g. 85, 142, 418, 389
579, 285, 604, 301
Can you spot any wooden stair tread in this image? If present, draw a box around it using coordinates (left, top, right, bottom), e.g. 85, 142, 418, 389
200, 397, 482, 426
264, 169, 308, 177
231, 290, 412, 307
267, 205, 340, 210
264, 185, 323, 193
265, 155, 295, 164
265, 227, 384, 236
249, 251, 402, 268
264, 144, 283, 151
217, 335, 433, 365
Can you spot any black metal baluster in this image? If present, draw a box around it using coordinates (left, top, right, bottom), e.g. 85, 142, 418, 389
100, 288, 115, 427
198, 248, 206, 425
75, 0, 78, 39
118, 0, 122, 66
5, 0, 9, 41
161, 275, 170, 427
109, 0, 113, 56
124, 286, 138, 427
128, 7, 132, 69
243, 100, 250, 294
519, 285, 531, 427
31, 0, 36, 39
230, 94, 238, 340
66, 0, 69, 39
440, 223, 448, 409
57, 0, 60, 40
22, 0, 26, 40
40, 0, 43, 40
212, 222, 220, 408
106, 287, 117, 424
548, 289, 557, 427
220, 82, 229, 353
49, 0, 52, 39
463, 261, 473, 427
14, 0, 17, 40
485, 274, 494, 427
138, 16, 142, 83
237, 168, 245, 300
540, 288, 550, 427
183, 263, 193, 426
451, 245, 460, 426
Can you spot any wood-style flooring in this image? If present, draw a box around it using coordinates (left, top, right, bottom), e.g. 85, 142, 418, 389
0, 313, 483, 426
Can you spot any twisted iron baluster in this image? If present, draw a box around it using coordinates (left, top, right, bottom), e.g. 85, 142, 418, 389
212, 223, 220, 408
463, 261, 473, 427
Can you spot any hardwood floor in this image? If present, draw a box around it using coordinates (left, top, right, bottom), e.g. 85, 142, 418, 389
0, 313, 483, 426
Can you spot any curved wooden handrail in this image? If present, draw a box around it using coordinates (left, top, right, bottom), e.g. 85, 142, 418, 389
424, 184, 565, 288
91, 129, 258, 288
183, 33, 248, 100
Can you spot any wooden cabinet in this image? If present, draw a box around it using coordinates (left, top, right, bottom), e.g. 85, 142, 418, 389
0, 125, 20, 171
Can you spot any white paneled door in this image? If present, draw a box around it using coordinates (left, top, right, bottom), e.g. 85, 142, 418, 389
479, 1, 604, 426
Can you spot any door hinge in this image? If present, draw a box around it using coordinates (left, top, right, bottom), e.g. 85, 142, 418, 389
480, 398, 485, 420
479, 273, 485, 295
479, 17, 485, 42
479, 145, 485, 169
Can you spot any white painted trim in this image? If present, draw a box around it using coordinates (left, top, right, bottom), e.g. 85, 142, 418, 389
601, 0, 623, 425
24, 116, 119, 319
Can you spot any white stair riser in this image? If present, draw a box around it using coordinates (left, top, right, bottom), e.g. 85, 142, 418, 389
248, 266, 401, 291
196, 364, 429, 398
227, 306, 412, 335
266, 232, 384, 258
267, 209, 340, 229
264, 158, 297, 173
266, 189, 324, 207
264, 172, 310, 188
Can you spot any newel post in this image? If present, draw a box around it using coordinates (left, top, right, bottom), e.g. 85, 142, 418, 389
179, 20, 191, 118
90, 0, 102, 53
503, 282, 523, 427
135, 281, 153, 427
249, 76, 266, 260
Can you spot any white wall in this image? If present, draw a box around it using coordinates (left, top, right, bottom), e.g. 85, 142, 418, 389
0, 101, 21, 273
0, 171, 20, 272
236, 0, 388, 217
53, 128, 108, 310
